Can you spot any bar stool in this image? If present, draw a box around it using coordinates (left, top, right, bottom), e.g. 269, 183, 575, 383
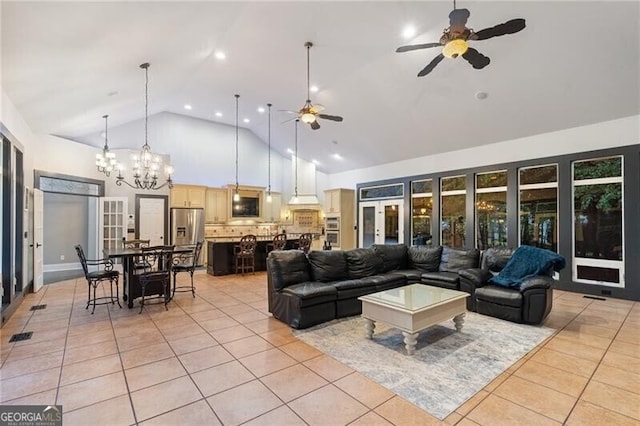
75, 245, 121, 314
122, 238, 150, 269
136, 245, 175, 313
235, 234, 257, 275
267, 233, 287, 253
172, 241, 203, 298
298, 233, 313, 254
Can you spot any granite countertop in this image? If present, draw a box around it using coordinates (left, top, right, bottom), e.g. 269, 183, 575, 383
205, 234, 320, 243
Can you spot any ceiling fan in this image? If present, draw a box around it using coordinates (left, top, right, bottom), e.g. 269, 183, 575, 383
396, 1, 526, 77
282, 42, 343, 130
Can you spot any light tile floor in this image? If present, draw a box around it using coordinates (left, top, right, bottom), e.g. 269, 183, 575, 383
1, 271, 638, 425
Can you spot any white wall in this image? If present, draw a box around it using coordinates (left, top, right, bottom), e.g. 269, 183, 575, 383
328, 115, 640, 188
1, 88, 36, 189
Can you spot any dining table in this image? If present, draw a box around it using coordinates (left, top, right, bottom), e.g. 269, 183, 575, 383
105, 246, 193, 309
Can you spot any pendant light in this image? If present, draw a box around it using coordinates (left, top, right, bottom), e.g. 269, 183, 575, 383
96, 114, 117, 176
116, 62, 174, 190
266, 103, 273, 203
233, 94, 240, 202
292, 119, 299, 203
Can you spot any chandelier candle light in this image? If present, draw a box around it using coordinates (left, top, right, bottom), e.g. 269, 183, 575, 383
116, 62, 174, 190
96, 114, 117, 176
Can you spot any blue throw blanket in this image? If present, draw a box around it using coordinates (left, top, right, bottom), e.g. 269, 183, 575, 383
490, 246, 566, 288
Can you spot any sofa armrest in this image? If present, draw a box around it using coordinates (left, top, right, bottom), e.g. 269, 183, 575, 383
458, 268, 492, 288
519, 275, 554, 292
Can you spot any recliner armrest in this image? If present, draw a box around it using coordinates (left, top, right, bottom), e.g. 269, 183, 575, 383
458, 268, 492, 287
520, 275, 554, 292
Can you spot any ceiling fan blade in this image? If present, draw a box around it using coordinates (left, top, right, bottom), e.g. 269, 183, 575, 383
310, 120, 321, 130
278, 109, 298, 115
417, 54, 445, 77
449, 8, 471, 32
280, 116, 298, 125
396, 43, 441, 53
318, 114, 343, 122
462, 47, 490, 69
473, 18, 526, 41
310, 104, 325, 113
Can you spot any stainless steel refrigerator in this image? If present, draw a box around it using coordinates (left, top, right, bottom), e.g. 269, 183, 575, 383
170, 208, 205, 265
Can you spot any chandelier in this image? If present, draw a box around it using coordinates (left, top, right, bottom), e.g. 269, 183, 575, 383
116, 62, 174, 190
96, 114, 117, 176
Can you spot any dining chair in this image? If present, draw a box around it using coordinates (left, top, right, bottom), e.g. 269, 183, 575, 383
172, 241, 203, 298
235, 234, 257, 275
298, 233, 313, 254
135, 245, 175, 313
75, 244, 121, 314
122, 238, 151, 269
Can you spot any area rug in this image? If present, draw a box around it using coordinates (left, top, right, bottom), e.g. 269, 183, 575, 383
294, 312, 555, 420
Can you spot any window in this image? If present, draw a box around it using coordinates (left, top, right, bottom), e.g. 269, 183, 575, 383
411, 179, 432, 245
519, 164, 558, 252
572, 156, 624, 287
441, 176, 465, 248
475, 171, 507, 249
360, 183, 404, 200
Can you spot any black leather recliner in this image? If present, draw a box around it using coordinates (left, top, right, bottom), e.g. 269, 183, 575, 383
459, 247, 555, 324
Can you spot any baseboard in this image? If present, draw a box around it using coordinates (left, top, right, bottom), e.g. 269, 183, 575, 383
43, 263, 81, 273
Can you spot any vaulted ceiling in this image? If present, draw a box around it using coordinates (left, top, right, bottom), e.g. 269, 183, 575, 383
2, 1, 639, 174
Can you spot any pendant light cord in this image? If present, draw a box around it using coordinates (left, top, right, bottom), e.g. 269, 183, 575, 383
294, 119, 298, 197
103, 114, 109, 151
267, 103, 272, 193
305, 42, 312, 103
142, 63, 149, 148
235, 94, 240, 191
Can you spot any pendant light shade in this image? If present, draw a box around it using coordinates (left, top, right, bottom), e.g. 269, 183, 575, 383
96, 114, 117, 176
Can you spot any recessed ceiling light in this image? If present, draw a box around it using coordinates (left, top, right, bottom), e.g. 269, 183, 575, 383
312, 159, 319, 165
475, 91, 489, 100
107, 91, 118, 97
215, 112, 223, 117
287, 148, 294, 154
310, 85, 319, 93
100, 132, 106, 138
243, 118, 250, 123
184, 104, 192, 110
257, 107, 265, 113
214, 51, 226, 60
402, 25, 416, 39
333, 153, 343, 160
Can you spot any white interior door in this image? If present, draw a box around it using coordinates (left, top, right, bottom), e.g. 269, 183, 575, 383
359, 199, 404, 247
33, 189, 44, 292
139, 198, 166, 246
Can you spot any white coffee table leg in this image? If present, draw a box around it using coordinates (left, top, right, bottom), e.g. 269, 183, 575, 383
453, 312, 465, 332
402, 332, 418, 355
364, 318, 375, 339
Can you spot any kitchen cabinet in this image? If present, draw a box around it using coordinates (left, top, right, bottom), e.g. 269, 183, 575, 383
171, 185, 206, 208
263, 192, 282, 222
323, 188, 356, 250
205, 188, 229, 223
324, 189, 342, 214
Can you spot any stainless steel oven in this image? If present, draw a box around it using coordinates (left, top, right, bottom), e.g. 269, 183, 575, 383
326, 230, 340, 247
325, 216, 340, 231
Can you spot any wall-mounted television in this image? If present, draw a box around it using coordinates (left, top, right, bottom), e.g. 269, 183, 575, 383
232, 196, 260, 217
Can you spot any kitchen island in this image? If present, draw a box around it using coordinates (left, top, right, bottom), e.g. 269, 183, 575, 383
206, 237, 306, 276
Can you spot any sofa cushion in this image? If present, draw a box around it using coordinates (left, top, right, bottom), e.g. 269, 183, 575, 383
439, 247, 480, 272
344, 248, 384, 279
331, 278, 377, 290
387, 269, 423, 283
408, 246, 442, 272
267, 250, 311, 291
480, 247, 515, 272
372, 244, 408, 272
475, 285, 523, 308
308, 251, 348, 282
281, 282, 338, 307
420, 271, 460, 284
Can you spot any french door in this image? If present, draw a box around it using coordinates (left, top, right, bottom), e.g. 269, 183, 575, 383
359, 200, 404, 247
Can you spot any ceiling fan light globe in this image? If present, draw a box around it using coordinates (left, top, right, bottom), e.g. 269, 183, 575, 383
443, 39, 468, 58
300, 112, 316, 123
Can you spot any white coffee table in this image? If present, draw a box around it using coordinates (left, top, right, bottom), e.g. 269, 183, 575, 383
358, 284, 469, 355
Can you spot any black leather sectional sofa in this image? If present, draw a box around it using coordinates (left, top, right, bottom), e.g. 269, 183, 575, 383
266, 244, 557, 329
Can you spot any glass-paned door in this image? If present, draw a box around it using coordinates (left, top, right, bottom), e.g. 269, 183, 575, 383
441, 176, 466, 248
572, 156, 624, 287
99, 197, 128, 256
519, 164, 558, 252
475, 171, 507, 249
359, 200, 404, 247
411, 179, 432, 246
